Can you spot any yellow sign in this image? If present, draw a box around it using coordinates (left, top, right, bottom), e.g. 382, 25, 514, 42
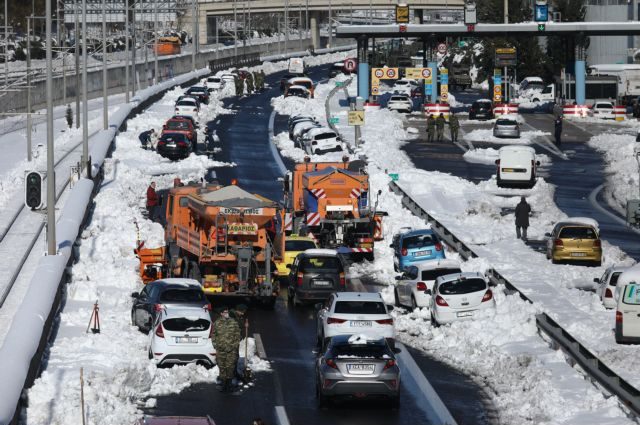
496, 47, 516, 54
371, 68, 399, 81
227, 223, 258, 235
405, 68, 425, 80
396, 5, 410, 24
493, 84, 502, 102
441, 92, 449, 102
371, 85, 380, 95
441, 85, 449, 95
348, 110, 365, 126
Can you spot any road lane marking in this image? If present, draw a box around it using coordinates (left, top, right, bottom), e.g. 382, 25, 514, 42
588, 184, 640, 236
274, 406, 291, 425
396, 342, 459, 425
520, 120, 569, 160
253, 332, 267, 359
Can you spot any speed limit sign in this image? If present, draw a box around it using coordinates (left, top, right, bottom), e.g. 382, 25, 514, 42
437, 43, 447, 55
374, 69, 385, 78
493, 86, 501, 94
421, 68, 432, 79
386, 68, 397, 78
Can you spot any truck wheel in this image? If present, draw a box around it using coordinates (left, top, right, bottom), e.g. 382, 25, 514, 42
181, 256, 190, 277
188, 261, 201, 282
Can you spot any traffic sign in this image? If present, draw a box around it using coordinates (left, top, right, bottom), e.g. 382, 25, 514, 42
399, 24, 407, 33
348, 110, 365, 126
493, 86, 501, 94
441, 92, 449, 102
538, 23, 546, 31
389, 173, 399, 182
535, 4, 548, 22
344, 58, 357, 73
440, 72, 449, 85
335, 81, 344, 87
374, 69, 385, 79
493, 94, 502, 102
441, 85, 449, 95
386, 68, 397, 78
437, 43, 447, 55
371, 85, 380, 95
494, 76, 502, 85
396, 4, 410, 24
422, 68, 432, 79
329, 117, 339, 125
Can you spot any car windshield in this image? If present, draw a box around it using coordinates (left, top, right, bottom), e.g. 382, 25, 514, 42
160, 133, 187, 142
300, 256, 342, 272
559, 226, 597, 239
439, 278, 487, 295
189, 87, 206, 93
294, 80, 312, 88
596, 103, 612, 109
402, 234, 436, 250
334, 301, 386, 314
390, 96, 408, 101
422, 268, 462, 281
177, 100, 196, 106
622, 284, 640, 306
286, 240, 317, 251
610, 272, 622, 286
331, 344, 387, 359
395, 81, 409, 86
159, 288, 205, 302
314, 132, 337, 140
496, 119, 517, 126
475, 102, 491, 110
162, 317, 210, 332
166, 121, 190, 130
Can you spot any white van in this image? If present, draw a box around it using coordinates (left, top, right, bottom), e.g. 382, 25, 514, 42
615, 265, 640, 344
288, 58, 305, 75
495, 145, 540, 188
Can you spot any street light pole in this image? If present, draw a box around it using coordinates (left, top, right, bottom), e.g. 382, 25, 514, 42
82, 0, 89, 175
26, 16, 32, 162
233, 0, 237, 59
5, 0, 8, 89
75, 0, 80, 127
192, 0, 196, 71
132, 0, 136, 96
45, 0, 56, 255
285, 0, 289, 53
125, 0, 129, 102
154, 0, 158, 84
102, 0, 108, 129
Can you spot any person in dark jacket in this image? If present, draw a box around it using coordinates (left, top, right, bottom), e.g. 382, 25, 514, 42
448, 113, 460, 143
426, 115, 436, 143
138, 129, 155, 149
146, 182, 159, 220
435, 113, 446, 142
515, 196, 531, 240
554, 116, 563, 146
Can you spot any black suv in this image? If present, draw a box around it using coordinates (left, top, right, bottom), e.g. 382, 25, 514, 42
186, 86, 210, 104
469, 100, 494, 120
131, 279, 209, 332
157, 132, 193, 160
287, 250, 346, 306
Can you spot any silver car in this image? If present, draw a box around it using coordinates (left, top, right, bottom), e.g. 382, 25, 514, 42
493, 118, 520, 138
316, 334, 400, 407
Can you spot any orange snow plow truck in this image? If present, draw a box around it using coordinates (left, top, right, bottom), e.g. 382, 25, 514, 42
135, 181, 284, 307
283, 158, 385, 261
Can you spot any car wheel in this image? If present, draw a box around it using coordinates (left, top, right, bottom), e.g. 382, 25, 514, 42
394, 289, 401, 307
430, 313, 440, 328
410, 296, 418, 311
316, 381, 329, 408
148, 349, 153, 360
594, 260, 602, 267
389, 394, 400, 409
552, 258, 559, 265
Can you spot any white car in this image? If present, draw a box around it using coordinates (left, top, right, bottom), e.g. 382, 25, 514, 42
206, 76, 225, 90
615, 265, 640, 343
391, 78, 418, 95
149, 305, 216, 368
430, 272, 496, 326
589, 102, 615, 119
394, 259, 462, 309
387, 94, 413, 113
220, 72, 236, 84
292, 121, 321, 145
595, 265, 629, 309
316, 292, 395, 349
175, 98, 199, 121
302, 127, 343, 155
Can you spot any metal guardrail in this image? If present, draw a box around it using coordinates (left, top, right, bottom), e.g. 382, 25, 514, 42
388, 179, 640, 417
209, 53, 261, 73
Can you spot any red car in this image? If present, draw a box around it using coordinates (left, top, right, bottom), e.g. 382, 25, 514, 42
135, 416, 216, 425
161, 117, 197, 144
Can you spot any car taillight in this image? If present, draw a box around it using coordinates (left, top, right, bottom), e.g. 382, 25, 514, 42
155, 324, 165, 338
401, 248, 407, 256
416, 281, 427, 291
435, 243, 443, 252
297, 272, 304, 286
154, 303, 164, 312
376, 318, 394, 325
325, 358, 338, 369
177, 141, 188, 147
616, 311, 623, 324
554, 239, 563, 247
327, 317, 347, 324
339, 272, 346, 287
435, 295, 448, 307
384, 359, 396, 370
157, 141, 165, 146
594, 239, 601, 248
605, 288, 613, 298
496, 159, 500, 166
482, 289, 493, 302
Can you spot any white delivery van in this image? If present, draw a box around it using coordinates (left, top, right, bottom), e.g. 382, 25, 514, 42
288, 58, 305, 75
495, 145, 540, 188
615, 265, 640, 344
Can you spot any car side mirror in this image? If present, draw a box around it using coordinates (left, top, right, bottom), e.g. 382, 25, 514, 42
395, 275, 403, 281
544, 232, 552, 237
536, 161, 541, 166
131, 292, 139, 298
494, 159, 499, 165
593, 278, 599, 283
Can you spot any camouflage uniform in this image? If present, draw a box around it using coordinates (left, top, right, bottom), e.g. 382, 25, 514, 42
234, 76, 243, 96
259, 70, 266, 91
246, 73, 254, 94
448, 114, 460, 143
435, 114, 446, 142
212, 312, 241, 392
426, 115, 436, 143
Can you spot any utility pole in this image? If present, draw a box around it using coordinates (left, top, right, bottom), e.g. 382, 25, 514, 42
26, 16, 32, 162
82, 0, 89, 176
125, 0, 129, 102
132, 1, 136, 96
504, 0, 508, 24
233, 0, 237, 59
192, 0, 196, 71
5, 0, 8, 89
328, 0, 332, 48
504, 0, 508, 103
57, 0, 66, 106
215, 16, 219, 60
284, 0, 289, 53
299, 4, 303, 50
75, 0, 80, 127
46, 0, 56, 255
154, 0, 158, 84
103, 0, 108, 129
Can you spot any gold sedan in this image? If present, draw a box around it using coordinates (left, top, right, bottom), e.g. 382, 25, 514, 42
545, 218, 602, 266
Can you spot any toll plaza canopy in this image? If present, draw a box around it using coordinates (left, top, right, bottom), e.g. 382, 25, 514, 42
336, 21, 640, 38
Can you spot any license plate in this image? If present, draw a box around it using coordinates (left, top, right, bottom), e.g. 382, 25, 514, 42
456, 311, 474, 318
347, 364, 375, 375
175, 336, 198, 343
571, 252, 588, 257
502, 168, 514, 172
313, 280, 332, 287
350, 320, 372, 327
413, 250, 432, 257
167, 142, 176, 147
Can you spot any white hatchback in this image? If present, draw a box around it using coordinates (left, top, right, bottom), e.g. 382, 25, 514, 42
594, 265, 629, 309
391, 78, 418, 95
175, 98, 199, 121
387, 94, 413, 113
316, 292, 395, 349
302, 127, 343, 155
149, 306, 216, 368
206, 76, 225, 90
430, 272, 495, 326
394, 259, 462, 309
589, 102, 615, 119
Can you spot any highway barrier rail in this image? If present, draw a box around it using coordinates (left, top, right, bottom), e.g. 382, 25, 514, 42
388, 180, 640, 418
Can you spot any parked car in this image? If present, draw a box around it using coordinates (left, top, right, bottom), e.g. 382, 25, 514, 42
156, 132, 193, 160
545, 217, 602, 266
391, 78, 418, 96
288, 115, 318, 138
329, 62, 344, 78
493, 117, 520, 138
469, 99, 494, 120
220, 72, 236, 84
315, 334, 400, 407
394, 259, 462, 309
291, 120, 321, 144
287, 249, 346, 306
171, 114, 198, 129
176, 95, 200, 108
275, 234, 318, 279
302, 128, 343, 155
589, 102, 615, 119
390, 228, 445, 272
131, 278, 209, 333
149, 305, 216, 368
175, 98, 199, 121
286, 77, 315, 98
316, 292, 395, 349
280, 73, 298, 91
495, 145, 540, 188
285, 85, 311, 99
162, 117, 197, 145
430, 272, 495, 326
595, 265, 630, 309
136, 416, 217, 425
615, 266, 640, 343
206, 76, 225, 90
387, 94, 413, 113
186, 86, 210, 104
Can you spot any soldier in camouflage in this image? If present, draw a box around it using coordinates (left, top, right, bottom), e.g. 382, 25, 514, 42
212, 306, 242, 393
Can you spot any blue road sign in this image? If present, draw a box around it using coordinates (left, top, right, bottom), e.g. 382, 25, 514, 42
535, 5, 548, 22
440, 74, 449, 84
494, 76, 502, 85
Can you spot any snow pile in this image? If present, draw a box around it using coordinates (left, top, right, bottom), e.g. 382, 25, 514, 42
464, 128, 550, 145
251, 50, 355, 76
463, 147, 551, 166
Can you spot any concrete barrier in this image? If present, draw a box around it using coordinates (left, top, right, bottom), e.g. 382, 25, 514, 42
493, 103, 518, 117
614, 105, 626, 121
562, 104, 590, 118
424, 103, 450, 121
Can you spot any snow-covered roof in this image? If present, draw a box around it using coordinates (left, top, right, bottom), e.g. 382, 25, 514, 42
559, 217, 600, 232
413, 258, 461, 271
522, 76, 543, 83
437, 271, 485, 284
300, 248, 338, 256
288, 77, 313, 84
196, 185, 275, 208
476, 98, 492, 103
618, 264, 640, 286
335, 291, 383, 302
288, 85, 310, 92
153, 278, 203, 288
305, 127, 336, 138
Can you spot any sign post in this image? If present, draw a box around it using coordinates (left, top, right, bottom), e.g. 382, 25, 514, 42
493, 71, 502, 103
351, 96, 365, 147
440, 69, 449, 103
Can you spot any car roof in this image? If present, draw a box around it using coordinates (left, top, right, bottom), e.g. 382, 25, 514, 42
289, 77, 313, 83
499, 145, 535, 153
400, 228, 435, 238
300, 248, 338, 256
149, 278, 203, 289
160, 305, 211, 320
475, 99, 493, 103
522, 76, 543, 82
177, 98, 197, 104
557, 217, 599, 231
306, 127, 336, 137
437, 271, 486, 284
411, 259, 462, 271
288, 85, 310, 91
334, 292, 383, 302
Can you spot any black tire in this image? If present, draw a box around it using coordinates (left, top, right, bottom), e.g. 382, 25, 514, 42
430, 313, 440, 328
188, 261, 201, 282
551, 258, 559, 265
148, 349, 153, 360
394, 289, 401, 307
316, 382, 329, 408
410, 296, 417, 311
594, 260, 602, 267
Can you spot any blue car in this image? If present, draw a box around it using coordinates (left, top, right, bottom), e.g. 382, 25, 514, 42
391, 229, 445, 272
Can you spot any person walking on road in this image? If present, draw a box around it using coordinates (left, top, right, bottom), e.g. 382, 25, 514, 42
234, 76, 244, 96
212, 306, 242, 393
448, 113, 460, 143
435, 113, 446, 142
259, 70, 266, 91
246, 72, 255, 94
232, 304, 250, 383
146, 182, 159, 221
426, 114, 436, 143
515, 196, 532, 241
554, 116, 563, 146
